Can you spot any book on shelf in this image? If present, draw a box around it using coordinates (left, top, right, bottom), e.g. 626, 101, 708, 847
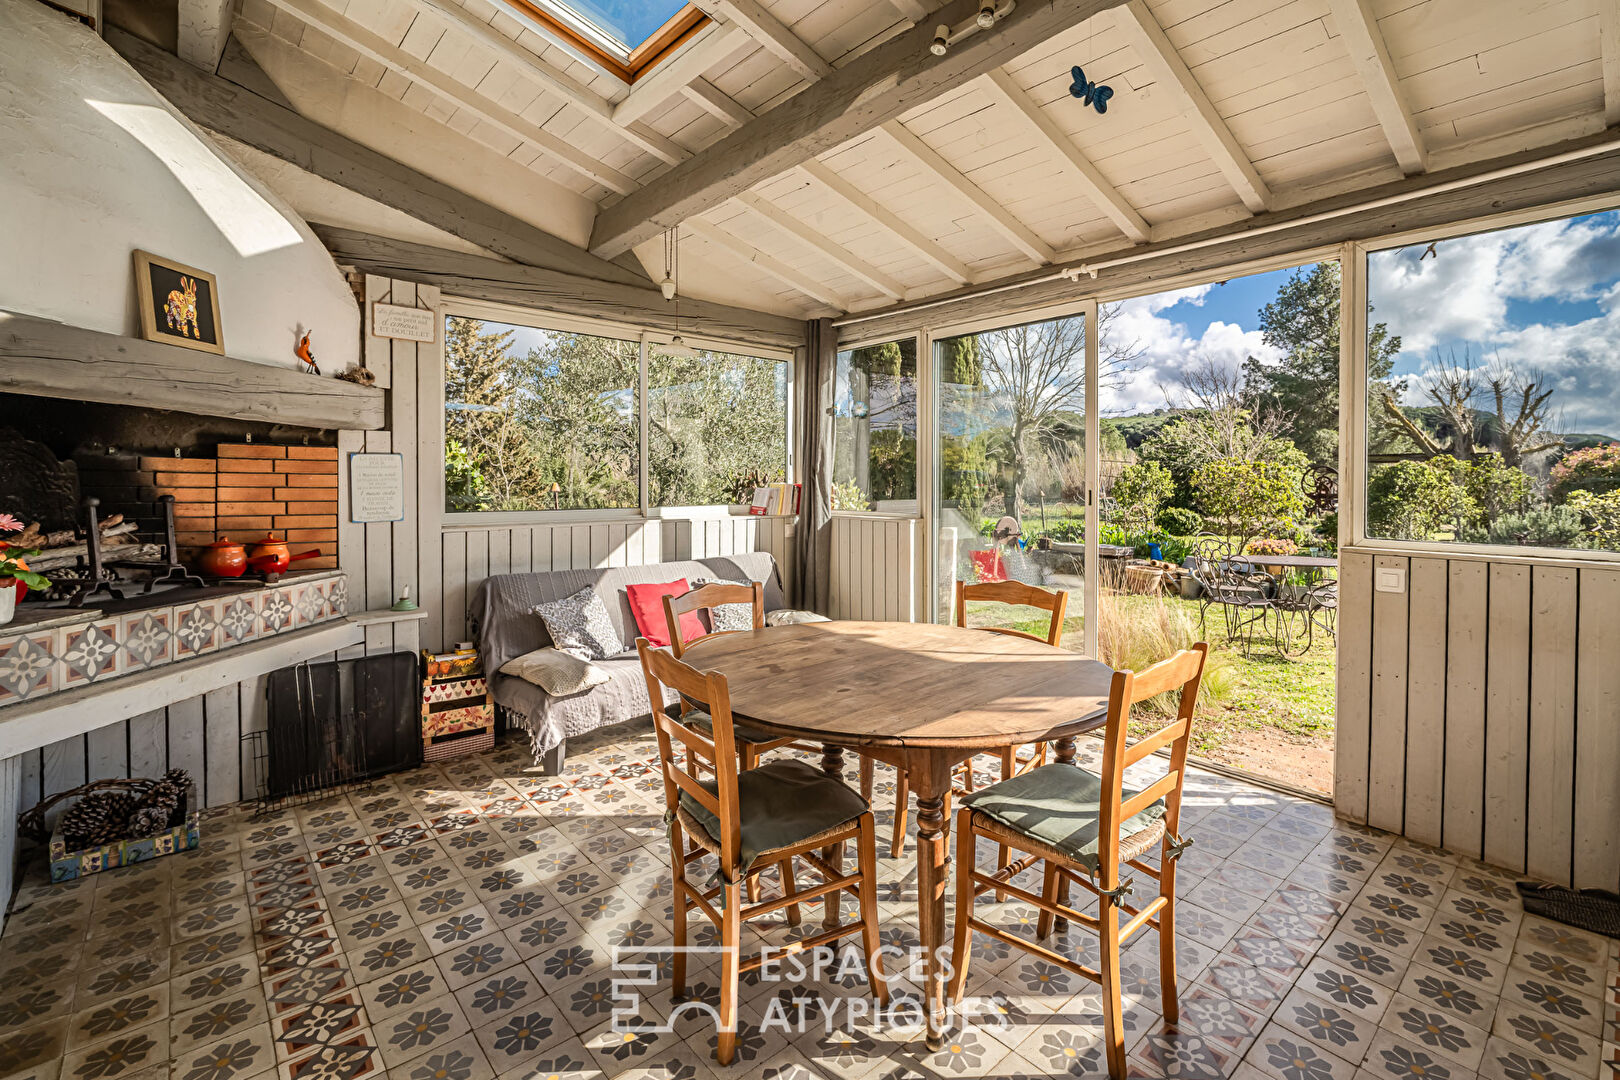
747, 482, 801, 516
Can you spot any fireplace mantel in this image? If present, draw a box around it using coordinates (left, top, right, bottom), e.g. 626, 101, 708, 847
0, 310, 385, 430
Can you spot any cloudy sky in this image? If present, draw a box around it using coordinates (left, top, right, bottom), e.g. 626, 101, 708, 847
1096, 208, 1620, 437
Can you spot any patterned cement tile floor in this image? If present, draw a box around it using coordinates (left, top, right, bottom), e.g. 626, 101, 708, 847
1, 725, 1616, 1080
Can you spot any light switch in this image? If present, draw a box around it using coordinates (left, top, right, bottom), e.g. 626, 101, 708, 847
1374, 566, 1406, 593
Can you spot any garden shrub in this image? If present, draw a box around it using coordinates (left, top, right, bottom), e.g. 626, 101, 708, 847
1191, 458, 1307, 550
830, 479, 871, 512
1110, 461, 1174, 532
1567, 489, 1620, 550
1155, 506, 1203, 536
1366, 458, 1476, 540
1246, 537, 1299, 557
1550, 443, 1620, 501
1465, 506, 1585, 548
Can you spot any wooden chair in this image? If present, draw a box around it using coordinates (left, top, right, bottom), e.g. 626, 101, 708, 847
863, 580, 1068, 861
947, 643, 1208, 1080
636, 640, 887, 1065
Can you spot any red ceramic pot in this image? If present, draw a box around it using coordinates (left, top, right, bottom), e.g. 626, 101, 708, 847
198, 537, 248, 578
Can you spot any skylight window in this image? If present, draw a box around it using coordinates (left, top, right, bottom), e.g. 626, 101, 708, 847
509, 0, 705, 76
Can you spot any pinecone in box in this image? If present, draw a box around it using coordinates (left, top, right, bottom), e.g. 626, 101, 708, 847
62, 790, 137, 850
129, 769, 191, 838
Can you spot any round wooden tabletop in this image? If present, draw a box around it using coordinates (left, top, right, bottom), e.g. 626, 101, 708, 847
679, 620, 1116, 749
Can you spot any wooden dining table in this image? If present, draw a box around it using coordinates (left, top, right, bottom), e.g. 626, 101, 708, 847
680, 619, 1116, 1048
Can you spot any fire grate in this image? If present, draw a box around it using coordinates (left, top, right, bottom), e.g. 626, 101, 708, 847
244, 650, 420, 814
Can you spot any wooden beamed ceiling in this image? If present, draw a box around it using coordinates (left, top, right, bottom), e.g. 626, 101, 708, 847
210, 0, 1615, 321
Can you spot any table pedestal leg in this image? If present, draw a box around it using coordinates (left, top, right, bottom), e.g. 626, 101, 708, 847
908, 752, 955, 1051
1053, 735, 1078, 765
821, 744, 846, 929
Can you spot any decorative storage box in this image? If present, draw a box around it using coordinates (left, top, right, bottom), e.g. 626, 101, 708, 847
48, 805, 200, 882
422, 648, 494, 760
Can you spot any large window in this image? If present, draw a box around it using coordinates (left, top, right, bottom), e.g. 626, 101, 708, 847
1364, 207, 1620, 553
647, 345, 788, 507
445, 315, 639, 513
444, 312, 788, 515
832, 336, 917, 511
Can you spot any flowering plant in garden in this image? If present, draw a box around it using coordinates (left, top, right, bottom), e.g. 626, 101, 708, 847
1245, 537, 1300, 557
1549, 443, 1620, 501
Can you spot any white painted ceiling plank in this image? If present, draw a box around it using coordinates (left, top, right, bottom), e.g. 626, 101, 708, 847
879, 119, 1055, 265
734, 191, 906, 299
884, 0, 929, 22
683, 77, 755, 126
1603, 0, 1620, 126
703, 0, 833, 82
395, 0, 688, 165
260, 0, 639, 193
1113, 0, 1272, 213
1327, 0, 1427, 174
980, 67, 1149, 243
685, 217, 849, 309
799, 159, 971, 284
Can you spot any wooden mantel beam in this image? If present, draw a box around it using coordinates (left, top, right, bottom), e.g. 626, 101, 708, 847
1329, 0, 1426, 175
106, 27, 649, 289
588, 0, 1131, 260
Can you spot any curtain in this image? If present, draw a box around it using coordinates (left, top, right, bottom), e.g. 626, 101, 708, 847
794, 318, 835, 613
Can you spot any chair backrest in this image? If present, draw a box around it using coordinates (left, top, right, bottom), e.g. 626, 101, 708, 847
954, 579, 1068, 646
663, 581, 765, 659
636, 638, 744, 871
1094, 642, 1209, 888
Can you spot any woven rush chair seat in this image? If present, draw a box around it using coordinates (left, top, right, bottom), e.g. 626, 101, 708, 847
961, 763, 1168, 872
676, 758, 870, 871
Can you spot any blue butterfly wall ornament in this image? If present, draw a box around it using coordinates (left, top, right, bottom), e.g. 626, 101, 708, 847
1069, 65, 1114, 114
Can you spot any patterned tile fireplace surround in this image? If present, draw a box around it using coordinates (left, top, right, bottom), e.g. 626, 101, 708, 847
0, 571, 349, 706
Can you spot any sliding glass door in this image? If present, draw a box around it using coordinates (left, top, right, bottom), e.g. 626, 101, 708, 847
928, 303, 1099, 654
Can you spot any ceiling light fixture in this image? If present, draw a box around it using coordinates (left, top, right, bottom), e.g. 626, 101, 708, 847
927, 0, 1015, 57
661, 226, 698, 358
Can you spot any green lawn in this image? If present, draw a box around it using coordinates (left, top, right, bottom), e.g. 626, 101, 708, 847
974, 591, 1336, 790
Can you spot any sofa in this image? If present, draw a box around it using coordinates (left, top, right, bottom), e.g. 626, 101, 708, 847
468, 552, 788, 772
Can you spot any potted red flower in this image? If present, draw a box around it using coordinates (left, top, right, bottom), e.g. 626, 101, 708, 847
0, 514, 51, 625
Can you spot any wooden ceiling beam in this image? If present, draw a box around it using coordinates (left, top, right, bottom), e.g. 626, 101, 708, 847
612, 25, 754, 127
703, 0, 833, 82
106, 26, 649, 286
1329, 0, 1426, 175
259, 0, 638, 194
685, 218, 849, 309
1602, 0, 1620, 126
735, 192, 906, 299
683, 77, 755, 126
588, 0, 1130, 260
880, 119, 1054, 265
176, 0, 234, 71
397, 0, 689, 166
884, 0, 931, 23
981, 67, 1149, 243
1114, 0, 1271, 213
800, 159, 971, 285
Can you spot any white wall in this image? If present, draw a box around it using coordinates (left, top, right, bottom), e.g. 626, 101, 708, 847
0, 1, 359, 373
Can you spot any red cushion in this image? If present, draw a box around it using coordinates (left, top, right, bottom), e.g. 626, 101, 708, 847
970, 549, 1007, 582
626, 579, 705, 648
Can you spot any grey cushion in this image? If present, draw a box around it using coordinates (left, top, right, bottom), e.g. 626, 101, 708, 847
530, 587, 619, 660
469, 552, 786, 676
678, 759, 868, 870
960, 763, 1167, 872
691, 578, 754, 633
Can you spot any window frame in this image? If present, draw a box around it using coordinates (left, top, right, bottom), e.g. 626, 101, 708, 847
1343, 192, 1620, 565
831, 330, 924, 518
440, 297, 794, 525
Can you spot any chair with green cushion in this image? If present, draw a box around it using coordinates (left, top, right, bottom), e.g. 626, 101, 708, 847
636, 639, 887, 1067
947, 642, 1208, 1080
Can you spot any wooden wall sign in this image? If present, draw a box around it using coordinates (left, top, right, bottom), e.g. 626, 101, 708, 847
349, 452, 405, 523
371, 301, 436, 343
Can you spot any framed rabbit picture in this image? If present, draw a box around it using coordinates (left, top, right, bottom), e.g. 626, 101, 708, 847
133, 250, 224, 354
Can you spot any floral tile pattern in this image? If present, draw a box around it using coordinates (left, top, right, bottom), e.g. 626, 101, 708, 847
1, 729, 1615, 1080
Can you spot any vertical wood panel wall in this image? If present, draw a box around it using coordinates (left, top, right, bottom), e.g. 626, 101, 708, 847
827, 516, 922, 621
1336, 549, 1620, 890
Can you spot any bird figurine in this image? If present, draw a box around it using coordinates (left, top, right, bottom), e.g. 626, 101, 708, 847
295, 330, 320, 375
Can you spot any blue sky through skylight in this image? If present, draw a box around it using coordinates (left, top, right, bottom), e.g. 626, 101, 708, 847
554, 0, 690, 52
